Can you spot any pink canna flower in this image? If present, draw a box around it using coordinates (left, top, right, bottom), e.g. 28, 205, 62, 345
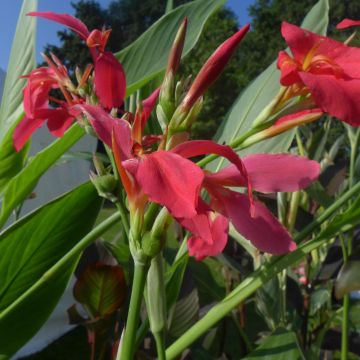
29, 11, 126, 110
172, 142, 320, 260
277, 22, 360, 126
13, 56, 77, 151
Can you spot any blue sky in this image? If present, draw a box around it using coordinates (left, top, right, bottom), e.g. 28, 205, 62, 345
0, 0, 254, 70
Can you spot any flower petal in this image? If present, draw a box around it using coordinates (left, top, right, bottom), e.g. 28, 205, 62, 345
45, 109, 75, 137
75, 104, 132, 160
94, 52, 126, 109
28, 12, 90, 40
135, 151, 204, 218
300, 72, 360, 126
242, 154, 320, 193
214, 190, 296, 255
186, 212, 229, 261
336, 19, 360, 30
172, 139, 252, 201
13, 115, 45, 151
141, 88, 160, 128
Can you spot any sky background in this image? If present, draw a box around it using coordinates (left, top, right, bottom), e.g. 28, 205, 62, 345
0, 0, 254, 71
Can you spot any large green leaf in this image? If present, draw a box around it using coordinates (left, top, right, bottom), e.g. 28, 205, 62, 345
0, 125, 85, 228
0, 0, 37, 191
243, 328, 305, 360
0, 182, 102, 359
116, 0, 225, 96
211, 0, 329, 171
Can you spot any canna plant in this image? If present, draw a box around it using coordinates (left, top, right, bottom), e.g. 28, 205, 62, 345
2, 0, 360, 359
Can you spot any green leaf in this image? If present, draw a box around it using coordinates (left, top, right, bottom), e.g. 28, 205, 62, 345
0, 125, 85, 228
242, 328, 305, 360
335, 260, 360, 299
0, 0, 37, 191
0, 182, 102, 358
116, 0, 225, 96
168, 289, 199, 338
211, 0, 329, 171
74, 263, 126, 317
310, 288, 330, 314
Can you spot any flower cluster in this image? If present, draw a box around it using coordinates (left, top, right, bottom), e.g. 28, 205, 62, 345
14, 12, 325, 261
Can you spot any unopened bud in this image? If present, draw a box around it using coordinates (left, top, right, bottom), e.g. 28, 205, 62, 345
90, 171, 118, 202
165, 17, 188, 76
180, 24, 250, 112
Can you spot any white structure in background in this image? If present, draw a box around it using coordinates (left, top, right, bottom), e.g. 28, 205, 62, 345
0, 68, 97, 358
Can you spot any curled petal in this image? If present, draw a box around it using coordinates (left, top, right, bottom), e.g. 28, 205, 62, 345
13, 116, 45, 151
74, 104, 132, 160
135, 151, 204, 219
242, 154, 320, 193
94, 52, 126, 109
172, 140, 252, 203
141, 88, 161, 128
186, 212, 229, 261
214, 190, 296, 255
28, 12, 90, 40
277, 50, 302, 86
336, 19, 360, 30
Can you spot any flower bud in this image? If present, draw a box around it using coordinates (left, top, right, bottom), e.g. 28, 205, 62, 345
90, 172, 118, 202
180, 24, 250, 112
165, 17, 188, 76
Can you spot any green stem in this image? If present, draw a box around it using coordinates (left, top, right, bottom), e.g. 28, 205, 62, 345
115, 200, 130, 238
164, 181, 360, 359
0, 212, 121, 319
118, 260, 150, 360
154, 331, 166, 360
340, 127, 359, 359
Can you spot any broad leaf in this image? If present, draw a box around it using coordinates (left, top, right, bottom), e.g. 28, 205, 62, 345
243, 328, 305, 360
74, 263, 126, 317
0, 125, 85, 228
0, 0, 37, 191
116, 0, 225, 96
0, 182, 102, 358
211, 0, 329, 172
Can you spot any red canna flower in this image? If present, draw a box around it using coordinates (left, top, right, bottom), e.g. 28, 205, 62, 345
172, 142, 320, 260
78, 99, 320, 260
13, 56, 77, 151
277, 22, 360, 126
29, 11, 126, 110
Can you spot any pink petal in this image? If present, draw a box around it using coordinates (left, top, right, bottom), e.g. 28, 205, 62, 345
28, 12, 90, 40
135, 151, 204, 218
336, 19, 360, 29
300, 72, 360, 126
187, 213, 229, 261
214, 190, 296, 255
172, 140, 252, 203
277, 50, 302, 86
45, 109, 75, 137
141, 88, 160, 128
94, 52, 126, 109
13, 115, 45, 151
74, 104, 132, 160
242, 154, 320, 193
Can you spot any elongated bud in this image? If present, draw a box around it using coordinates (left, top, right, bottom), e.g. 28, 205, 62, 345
146, 254, 166, 335
240, 109, 323, 149
180, 23, 250, 112
165, 17, 188, 76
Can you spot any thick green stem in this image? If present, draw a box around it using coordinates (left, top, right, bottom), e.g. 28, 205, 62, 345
154, 331, 167, 360
115, 200, 130, 238
0, 212, 121, 319
118, 260, 149, 360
